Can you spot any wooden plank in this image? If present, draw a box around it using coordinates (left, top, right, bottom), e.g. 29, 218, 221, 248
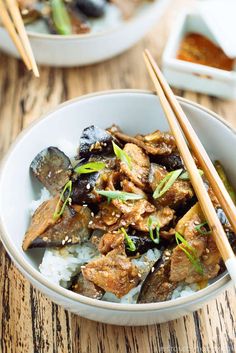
0, 0, 236, 352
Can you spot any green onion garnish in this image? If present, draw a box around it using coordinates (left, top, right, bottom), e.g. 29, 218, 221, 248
96, 190, 144, 201
112, 142, 132, 169
74, 161, 105, 174
175, 232, 203, 275
148, 215, 160, 244
121, 227, 136, 252
179, 169, 204, 180
53, 180, 72, 221
153, 169, 183, 199
195, 222, 211, 235
51, 0, 72, 35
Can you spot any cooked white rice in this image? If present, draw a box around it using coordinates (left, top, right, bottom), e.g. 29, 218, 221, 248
31, 186, 199, 303
30, 187, 51, 215
39, 243, 100, 288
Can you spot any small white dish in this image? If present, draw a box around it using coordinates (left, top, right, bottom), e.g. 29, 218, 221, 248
162, 12, 236, 99
0, 0, 169, 67
0, 90, 235, 326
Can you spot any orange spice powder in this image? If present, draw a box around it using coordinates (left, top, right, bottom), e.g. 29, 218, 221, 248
177, 33, 234, 71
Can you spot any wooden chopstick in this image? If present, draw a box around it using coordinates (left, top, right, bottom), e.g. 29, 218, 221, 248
0, 0, 31, 70
143, 50, 236, 285
5, 0, 39, 77
144, 49, 236, 236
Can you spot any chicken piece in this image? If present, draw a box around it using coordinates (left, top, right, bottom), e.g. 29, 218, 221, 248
113, 130, 176, 155
89, 202, 122, 231
149, 164, 194, 209
111, 199, 155, 230
120, 143, 150, 189
71, 273, 104, 299
170, 203, 221, 283
23, 199, 92, 250
121, 179, 147, 199
82, 247, 139, 298
132, 207, 175, 232
98, 232, 125, 255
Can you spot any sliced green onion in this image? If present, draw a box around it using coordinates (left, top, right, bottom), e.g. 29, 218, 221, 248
51, 0, 72, 35
74, 161, 105, 174
96, 190, 144, 201
175, 232, 203, 275
112, 142, 132, 169
53, 180, 72, 221
121, 227, 136, 252
179, 169, 204, 180
148, 215, 160, 244
195, 222, 211, 235
153, 169, 183, 199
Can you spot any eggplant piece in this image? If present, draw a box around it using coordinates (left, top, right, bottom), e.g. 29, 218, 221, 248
71, 156, 116, 205
137, 248, 177, 303
78, 125, 118, 160
125, 235, 166, 256
216, 207, 236, 252
75, 0, 106, 18
71, 272, 104, 299
71, 171, 100, 204
30, 147, 72, 196
151, 153, 184, 171
23, 200, 92, 250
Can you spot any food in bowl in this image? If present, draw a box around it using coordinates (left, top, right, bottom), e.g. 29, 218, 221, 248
22, 124, 236, 304
18, 0, 154, 35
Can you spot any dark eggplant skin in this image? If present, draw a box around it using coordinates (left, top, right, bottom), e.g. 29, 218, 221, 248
78, 125, 118, 160
71, 172, 100, 204
71, 156, 116, 205
125, 235, 167, 256
30, 147, 72, 196
216, 207, 236, 252
150, 153, 184, 171
71, 272, 104, 299
137, 248, 177, 303
26, 205, 92, 249
76, 0, 106, 18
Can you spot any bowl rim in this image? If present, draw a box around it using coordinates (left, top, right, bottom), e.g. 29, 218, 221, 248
0, 0, 167, 41
0, 89, 234, 312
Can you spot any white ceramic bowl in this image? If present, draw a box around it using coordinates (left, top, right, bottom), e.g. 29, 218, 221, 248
0, 90, 234, 326
0, 0, 169, 67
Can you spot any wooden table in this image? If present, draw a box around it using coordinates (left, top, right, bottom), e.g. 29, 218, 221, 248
0, 0, 236, 352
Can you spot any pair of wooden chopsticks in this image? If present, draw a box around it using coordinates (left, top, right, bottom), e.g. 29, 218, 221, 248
144, 49, 236, 285
0, 0, 39, 77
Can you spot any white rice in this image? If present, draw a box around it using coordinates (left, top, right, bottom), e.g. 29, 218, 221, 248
171, 283, 199, 300
29, 187, 51, 215
39, 243, 99, 288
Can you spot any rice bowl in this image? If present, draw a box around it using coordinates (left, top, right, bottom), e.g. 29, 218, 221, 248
0, 90, 234, 325
0, 0, 170, 66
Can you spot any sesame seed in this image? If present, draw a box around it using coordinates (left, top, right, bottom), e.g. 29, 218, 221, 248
206, 248, 210, 254
83, 204, 88, 207
62, 240, 65, 245
151, 267, 155, 273
89, 221, 93, 225
91, 212, 94, 217
65, 236, 69, 241
86, 183, 90, 190
68, 239, 72, 243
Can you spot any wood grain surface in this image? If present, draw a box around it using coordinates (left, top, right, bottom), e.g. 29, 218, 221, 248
0, 0, 236, 352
